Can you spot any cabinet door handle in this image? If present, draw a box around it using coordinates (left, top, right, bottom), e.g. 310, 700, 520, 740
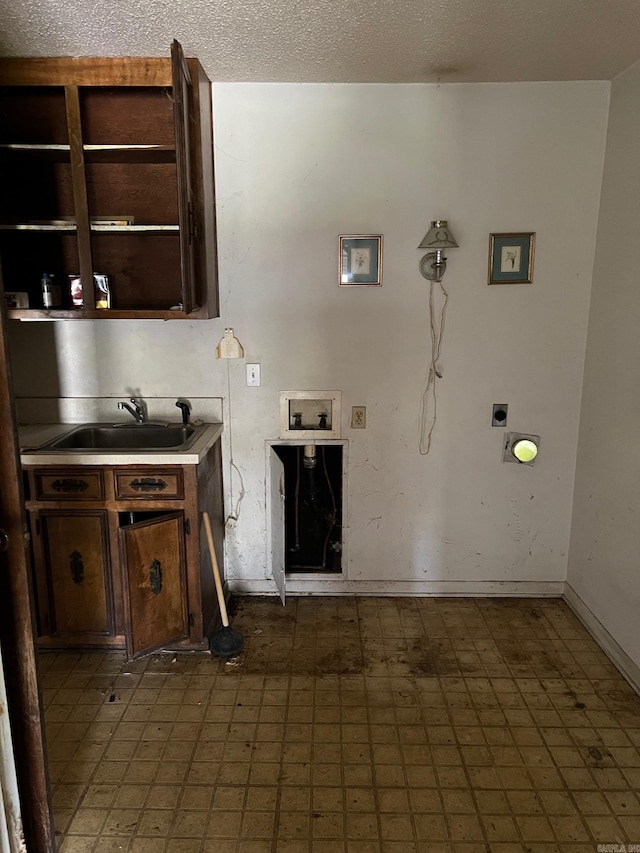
52, 478, 89, 493
149, 559, 163, 595
0, 528, 9, 552
70, 549, 85, 584
129, 478, 167, 492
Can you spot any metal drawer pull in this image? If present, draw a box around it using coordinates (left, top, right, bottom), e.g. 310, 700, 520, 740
0, 529, 9, 552
129, 478, 168, 492
52, 478, 89, 492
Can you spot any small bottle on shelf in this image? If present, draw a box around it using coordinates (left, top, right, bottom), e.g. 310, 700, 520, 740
67, 273, 111, 309
41, 273, 61, 309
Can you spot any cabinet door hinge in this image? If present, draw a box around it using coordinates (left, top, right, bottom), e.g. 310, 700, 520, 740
184, 518, 191, 536
188, 203, 197, 244
188, 612, 195, 627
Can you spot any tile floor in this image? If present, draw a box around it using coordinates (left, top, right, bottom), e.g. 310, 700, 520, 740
41, 596, 640, 852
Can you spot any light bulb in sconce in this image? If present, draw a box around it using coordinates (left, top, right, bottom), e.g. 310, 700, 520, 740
418, 220, 458, 281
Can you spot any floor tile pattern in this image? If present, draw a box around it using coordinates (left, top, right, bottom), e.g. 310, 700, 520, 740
41, 596, 640, 852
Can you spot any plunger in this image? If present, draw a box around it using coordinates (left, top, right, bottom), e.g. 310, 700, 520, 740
202, 511, 244, 658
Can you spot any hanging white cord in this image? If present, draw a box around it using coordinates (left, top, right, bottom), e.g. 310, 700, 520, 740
419, 279, 450, 455
225, 358, 246, 525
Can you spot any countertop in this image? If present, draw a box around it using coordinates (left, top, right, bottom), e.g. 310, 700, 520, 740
19, 422, 223, 466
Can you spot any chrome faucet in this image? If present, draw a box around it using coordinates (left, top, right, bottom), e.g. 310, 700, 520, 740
118, 398, 146, 423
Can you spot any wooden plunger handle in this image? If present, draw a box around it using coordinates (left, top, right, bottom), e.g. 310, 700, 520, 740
203, 511, 229, 628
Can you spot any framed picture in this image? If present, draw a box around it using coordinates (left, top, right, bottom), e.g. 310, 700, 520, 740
488, 233, 535, 284
339, 235, 382, 286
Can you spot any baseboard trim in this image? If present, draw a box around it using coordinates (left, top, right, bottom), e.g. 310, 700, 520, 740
227, 578, 565, 598
563, 583, 640, 694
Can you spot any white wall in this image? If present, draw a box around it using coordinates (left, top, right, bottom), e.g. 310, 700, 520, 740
9, 81, 610, 595
567, 60, 640, 671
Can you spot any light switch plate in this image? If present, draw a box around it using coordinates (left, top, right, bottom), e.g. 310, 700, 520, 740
246, 364, 261, 386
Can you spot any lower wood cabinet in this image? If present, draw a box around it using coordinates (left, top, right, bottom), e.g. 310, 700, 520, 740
120, 511, 188, 657
24, 442, 223, 659
39, 510, 113, 640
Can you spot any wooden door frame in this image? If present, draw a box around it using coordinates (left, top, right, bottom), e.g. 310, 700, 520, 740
0, 293, 55, 850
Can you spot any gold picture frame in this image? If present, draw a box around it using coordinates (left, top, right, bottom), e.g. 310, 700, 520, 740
488, 232, 535, 284
339, 235, 382, 286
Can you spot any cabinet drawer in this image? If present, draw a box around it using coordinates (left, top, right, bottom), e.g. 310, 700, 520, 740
115, 469, 184, 500
34, 469, 104, 500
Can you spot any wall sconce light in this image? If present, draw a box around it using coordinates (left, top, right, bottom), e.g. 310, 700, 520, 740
418, 220, 458, 281
502, 432, 541, 465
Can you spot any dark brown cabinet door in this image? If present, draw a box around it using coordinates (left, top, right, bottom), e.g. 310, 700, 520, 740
120, 511, 188, 659
172, 38, 196, 314
39, 510, 113, 638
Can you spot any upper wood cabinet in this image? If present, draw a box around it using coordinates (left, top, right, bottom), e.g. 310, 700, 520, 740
0, 40, 219, 319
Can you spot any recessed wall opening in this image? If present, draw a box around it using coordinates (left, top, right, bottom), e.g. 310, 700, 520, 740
273, 444, 343, 574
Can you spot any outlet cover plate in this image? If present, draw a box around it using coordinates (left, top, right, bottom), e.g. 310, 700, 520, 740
351, 406, 366, 429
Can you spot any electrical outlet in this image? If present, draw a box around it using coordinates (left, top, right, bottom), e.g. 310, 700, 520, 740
246, 363, 261, 387
351, 406, 366, 429
492, 403, 508, 427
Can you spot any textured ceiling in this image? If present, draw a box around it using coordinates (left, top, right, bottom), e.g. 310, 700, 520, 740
1, 0, 640, 83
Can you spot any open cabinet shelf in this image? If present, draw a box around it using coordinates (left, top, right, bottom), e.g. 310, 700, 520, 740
0, 41, 219, 319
